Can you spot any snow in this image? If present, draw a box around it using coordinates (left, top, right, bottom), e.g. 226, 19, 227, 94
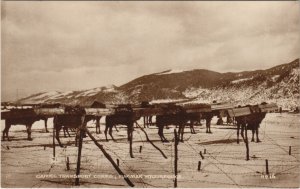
183, 87, 211, 98
271, 75, 280, 82
289, 68, 300, 83
155, 69, 185, 75
150, 98, 187, 104
80, 87, 103, 97
231, 77, 253, 84
1, 113, 299, 187
103, 87, 116, 93
183, 81, 299, 110
29, 91, 60, 100
48, 91, 73, 100
75, 85, 116, 97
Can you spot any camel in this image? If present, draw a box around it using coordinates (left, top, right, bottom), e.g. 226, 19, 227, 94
59, 101, 106, 139
104, 105, 138, 141
87, 101, 106, 134
235, 104, 267, 144
186, 113, 202, 134
2, 108, 49, 141
247, 105, 267, 143
155, 104, 191, 142
141, 101, 154, 128
53, 105, 87, 147
202, 112, 214, 133
2, 116, 39, 141
104, 105, 138, 158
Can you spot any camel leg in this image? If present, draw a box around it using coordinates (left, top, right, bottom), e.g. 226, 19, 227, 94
96, 118, 101, 134
237, 123, 240, 144
3, 121, 11, 141
143, 117, 146, 128
44, 118, 49, 133
109, 125, 115, 141
55, 127, 64, 147
149, 116, 153, 126
63, 128, 67, 137
6, 123, 11, 141
66, 128, 71, 137
114, 125, 119, 132
251, 129, 255, 142
128, 123, 134, 158
158, 125, 168, 142
63, 127, 70, 137
178, 126, 182, 142
26, 125, 33, 141
180, 124, 185, 142
161, 126, 168, 142
2, 128, 6, 141
206, 118, 212, 133
256, 126, 261, 143
240, 123, 245, 140
206, 118, 211, 133
158, 126, 164, 142
104, 124, 109, 141
146, 116, 149, 128
190, 121, 195, 134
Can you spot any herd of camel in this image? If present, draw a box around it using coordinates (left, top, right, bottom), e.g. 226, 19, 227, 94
2, 101, 267, 149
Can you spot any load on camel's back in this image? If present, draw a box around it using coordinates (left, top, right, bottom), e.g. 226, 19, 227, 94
232, 102, 276, 144
2, 103, 61, 141
105, 104, 139, 158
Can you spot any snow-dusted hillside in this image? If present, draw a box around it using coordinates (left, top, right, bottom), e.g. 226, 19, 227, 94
17, 85, 122, 106
16, 59, 299, 109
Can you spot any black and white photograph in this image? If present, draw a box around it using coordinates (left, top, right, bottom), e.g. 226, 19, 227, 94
1, 1, 300, 188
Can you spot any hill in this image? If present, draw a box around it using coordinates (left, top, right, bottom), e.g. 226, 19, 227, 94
17, 59, 299, 109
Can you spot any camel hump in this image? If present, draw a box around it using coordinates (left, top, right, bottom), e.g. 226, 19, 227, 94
141, 101, 150, 108
115, 104, 133, 115
64, 105, 85, 115
91, 101, 106, 108
39, 103, 61, 108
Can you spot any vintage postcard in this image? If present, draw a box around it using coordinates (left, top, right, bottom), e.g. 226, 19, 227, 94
1, 1, 300, 188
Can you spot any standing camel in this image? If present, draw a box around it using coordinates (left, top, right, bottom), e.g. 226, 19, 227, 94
104, 105, 139, 158
2, 108, 48, 141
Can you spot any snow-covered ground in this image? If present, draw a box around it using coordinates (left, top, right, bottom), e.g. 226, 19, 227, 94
155, 69, 186, 75
231, 77, 253, 84
1, 113, 299, 188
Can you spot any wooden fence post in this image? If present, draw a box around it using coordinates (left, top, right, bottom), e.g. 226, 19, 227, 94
200, 151, 204, 159
198, 161, 201, 171
244, 122, 250, 161
53, 127, 55, 158
75, 129, 83, 186
265, 159, 269, 175
139, 146, 142, 153
66, 157, 70, 171
289, 146, 291, 155
174, 129, 178, 188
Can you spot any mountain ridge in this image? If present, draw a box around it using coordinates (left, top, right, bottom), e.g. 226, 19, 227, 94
16, 58, 299, 109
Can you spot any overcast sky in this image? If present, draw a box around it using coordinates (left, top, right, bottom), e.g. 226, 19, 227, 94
2, 1, 300, 101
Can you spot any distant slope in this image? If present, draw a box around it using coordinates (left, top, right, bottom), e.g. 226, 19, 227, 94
17, 58, 299, 109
